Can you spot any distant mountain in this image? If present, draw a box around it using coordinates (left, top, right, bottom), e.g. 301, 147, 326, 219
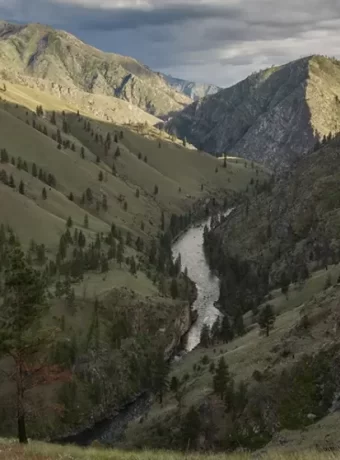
162, 74, 220, 100
166, 56, 340, 168
0, 21, 191, 118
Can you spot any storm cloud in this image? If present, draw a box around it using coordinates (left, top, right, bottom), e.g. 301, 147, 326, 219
1, 0, 340, 87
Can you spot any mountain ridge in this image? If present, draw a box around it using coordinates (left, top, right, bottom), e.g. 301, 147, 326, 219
161, 74, 220, 100
0, 21, 191, 118
166, 55, 340, 168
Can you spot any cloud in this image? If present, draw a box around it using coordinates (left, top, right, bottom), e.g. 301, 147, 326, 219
1, 0, 340, 87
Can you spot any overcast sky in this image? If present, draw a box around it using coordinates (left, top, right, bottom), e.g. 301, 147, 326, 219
1, 0, 340, 87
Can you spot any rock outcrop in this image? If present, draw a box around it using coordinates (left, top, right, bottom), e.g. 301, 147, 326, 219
166, 56, 340, 168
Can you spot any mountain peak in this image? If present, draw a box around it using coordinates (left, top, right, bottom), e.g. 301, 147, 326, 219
166, 55, 340, 168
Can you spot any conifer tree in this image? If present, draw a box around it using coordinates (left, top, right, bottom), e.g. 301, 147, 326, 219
42, 187, 47, 200
170, 278, 178, 299
0, 247, 49, 443
152, 351, 169, 404
200, 323, 211, 348
213, 356, 231, 400
258, 304, 275, 337
181, 406, 201, 450
98, 170, 104, 182
9, 174, 15, 188
66, 216, 73, 228
80, 146, 85, 159
19, 180, 25, 195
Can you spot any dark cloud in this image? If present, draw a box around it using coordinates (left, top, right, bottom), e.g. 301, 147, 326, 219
0, 0, 340, 87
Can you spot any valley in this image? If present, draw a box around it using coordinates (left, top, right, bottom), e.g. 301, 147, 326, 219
1, 13, 340, 460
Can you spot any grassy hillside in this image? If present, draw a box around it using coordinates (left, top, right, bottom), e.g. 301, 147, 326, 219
0, 21, 191, 117
0, 80, 261, 441
0, 440, 339, 460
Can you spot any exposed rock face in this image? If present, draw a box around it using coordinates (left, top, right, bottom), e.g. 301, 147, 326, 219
166, 56, 340, 168
0, 22, 191, 118
162, 74, 220, 101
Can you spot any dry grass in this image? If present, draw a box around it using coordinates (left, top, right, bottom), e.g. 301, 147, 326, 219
0, 441, 339, 460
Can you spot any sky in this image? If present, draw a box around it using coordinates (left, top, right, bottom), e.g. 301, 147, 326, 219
1, 0, 340, 87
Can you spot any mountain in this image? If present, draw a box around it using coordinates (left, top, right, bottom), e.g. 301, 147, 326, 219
124, 137, 340, 452
0, 21, 191, 118
0, 79, 256, 441
166, 56, 340, 168
161, 74, 220, 100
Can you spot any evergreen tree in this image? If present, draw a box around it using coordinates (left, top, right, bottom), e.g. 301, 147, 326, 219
130, 256, 137, 275
200, 323, 211, 348
50, 111, 56, 125
170, 278, 178, 299
154, 185, 159, 195
84, 214, 89, 229
0, 247, 49, 443
9, 174, 15, 188
135, 188, 140, 198
117, 242, 124, 267
102, 195, 108, 211
42, 187, 47, 200
68, 192, 74, 202
233, 311, 245, 337
98, 170, 104, 182
66, 216, 73, 228
18, 180, 25, 195
170, 376, 179, 393
220, 315, 234, 343
152, 351, 169, 404
0, 148, 9, 163
31, 163, 38, 177
80, 146, 85, 159
181, 406, 201, 450
161, 211, 165, 231
213, 356, 230, 400
258, 304, 275, 337
114, 147, 121, 158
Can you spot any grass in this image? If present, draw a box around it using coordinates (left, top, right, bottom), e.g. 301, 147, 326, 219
0, 441, 339, 460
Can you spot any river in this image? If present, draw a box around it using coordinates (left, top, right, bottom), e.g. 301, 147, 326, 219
172, 213, 227, 351
54, 212, 226, 446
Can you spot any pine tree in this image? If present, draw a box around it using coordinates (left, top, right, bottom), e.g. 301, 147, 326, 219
130, 256, 137, 275
154, 185, 159, 195
80, 146, 85, 159
42, 187, 47, 200
170, 278, 178, 299
0, 247, 49, 443
50, 111, 56, 125
213, 356, 231, 400
31, 163, 38, 177
135, 188, 140, 198
0, 148, 9, 163
152, 351, 169, 404
114, 147, 121, 158
161, 211, 165, 231
99, 194, 106, 212
233, 311, 245, 337
98, 170, 104, 182
68, 192, 74, 202
19, 180, 25, 195
66, 216, 73, 228
9, 174, 15, 188
200, 323, 211, 348
258, 304, 275, 337
220, 315, 234, 343
117, 242, 124, 267
181, 406, 201, 449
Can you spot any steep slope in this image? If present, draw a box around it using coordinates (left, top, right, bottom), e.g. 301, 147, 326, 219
167, 56, 340, 168
124, 139, 340, 453
162, 74, 220, 100
0, 81, 257, 441
0, 21, 191, 118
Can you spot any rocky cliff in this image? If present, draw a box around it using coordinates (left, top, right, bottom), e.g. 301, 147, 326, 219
162, 74, 220, 101
166, 56, 340, 168
0, 21, 191, 118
